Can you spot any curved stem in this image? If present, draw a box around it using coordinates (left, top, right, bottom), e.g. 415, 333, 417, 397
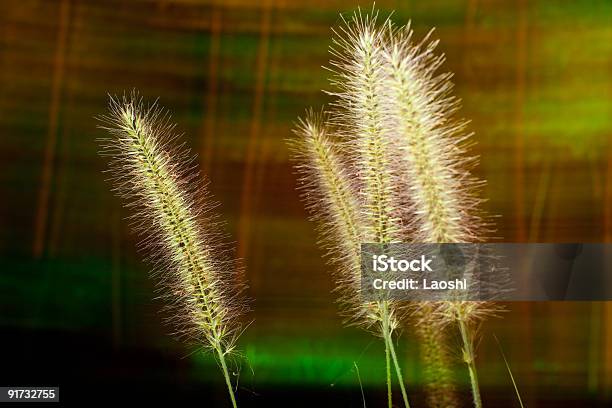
458, 318, 482, 408
215, 345, 238, 408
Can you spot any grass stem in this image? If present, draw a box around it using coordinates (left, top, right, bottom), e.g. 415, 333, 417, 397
458, 318, 482, 408
99, 94, 247, 408
385, 330, 392, 408
379, 301, 411, 408
216, 345, 238, 408
380, 302, 393, 408
386, 325, 411, 407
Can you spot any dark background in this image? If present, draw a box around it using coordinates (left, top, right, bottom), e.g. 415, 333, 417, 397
1, 0, 611, 406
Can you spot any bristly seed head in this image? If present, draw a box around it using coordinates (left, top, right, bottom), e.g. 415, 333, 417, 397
97, 92, 248, 355
292, 5, 501, 340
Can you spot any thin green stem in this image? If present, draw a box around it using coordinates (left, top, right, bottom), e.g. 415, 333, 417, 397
386, 330, 411, 408
384, 322, 392, 408
215, 345, 237, 408
378, 301, 393, 408
458, 318, 482, 408
379, 301, 411, 408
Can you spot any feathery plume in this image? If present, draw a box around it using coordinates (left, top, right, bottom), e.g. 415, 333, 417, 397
383, 22, 499, 408
295, 7, 504, 407
293, 10, 412, 408
328, 10, 402, 245
327, 12, 410, 407
291, 111, 369, 327
97, 93, 247, 408
293, 110, 411, 408
383, 23, 483, 243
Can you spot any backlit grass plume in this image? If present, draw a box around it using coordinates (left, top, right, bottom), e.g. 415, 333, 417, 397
294, 8, 500, 408
383, 21, 499, 408
293, 11, 411, 408
98, 93, 247, 408
292, 112, 366, 326
293, 112, 410, 408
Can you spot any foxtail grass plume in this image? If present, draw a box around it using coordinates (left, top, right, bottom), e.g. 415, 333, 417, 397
381, 22, 468, 407
294, 7, 502, 408
292, 112, 368, 327
293, 10, 412, 408
327, 11, 402, 245
327, 13, 411, 407
98, 93, 247, 408
383, 20, 501, 408
293, 110, 411, 408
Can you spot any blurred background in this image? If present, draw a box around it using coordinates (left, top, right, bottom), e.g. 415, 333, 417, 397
0, 0, 611, 406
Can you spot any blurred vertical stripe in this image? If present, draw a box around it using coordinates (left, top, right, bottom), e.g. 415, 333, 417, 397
32, 0, 71, 257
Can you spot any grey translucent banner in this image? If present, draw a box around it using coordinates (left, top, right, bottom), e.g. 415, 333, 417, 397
360, 243, 612, 301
